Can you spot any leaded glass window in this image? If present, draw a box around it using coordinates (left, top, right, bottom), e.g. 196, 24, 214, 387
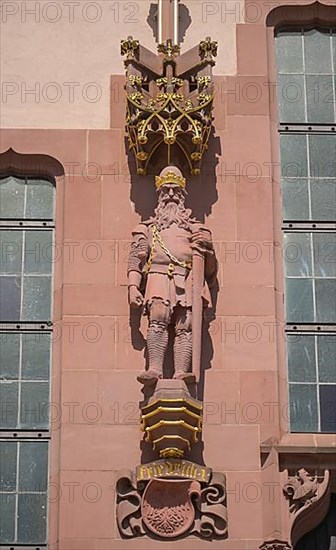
276, 28, 336, 433
0, 175, 54, 546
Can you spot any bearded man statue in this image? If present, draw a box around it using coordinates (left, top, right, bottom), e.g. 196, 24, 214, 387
127, 166, 217, 385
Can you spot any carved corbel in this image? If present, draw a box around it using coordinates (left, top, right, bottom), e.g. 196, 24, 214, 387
283, 468, 331, 548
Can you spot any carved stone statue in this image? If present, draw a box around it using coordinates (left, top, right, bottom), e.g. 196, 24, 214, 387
128, 166, 217, 385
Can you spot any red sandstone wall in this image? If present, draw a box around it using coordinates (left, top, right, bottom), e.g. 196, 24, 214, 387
1, 1, 335, 548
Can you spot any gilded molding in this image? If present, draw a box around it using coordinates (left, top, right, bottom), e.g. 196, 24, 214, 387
141, 393, 203, 459
121, 36, 217, 175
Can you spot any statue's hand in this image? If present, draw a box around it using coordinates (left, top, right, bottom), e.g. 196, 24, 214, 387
191, 229, 213, 255
128, 286, 144, 308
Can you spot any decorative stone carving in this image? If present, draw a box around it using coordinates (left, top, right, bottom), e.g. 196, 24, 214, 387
116, 469, 227, 539
259, 540, 292, 550
128, 166, 217, 386
121, 36, 217, 175
142, 479, 200, 537
283, 469, 331, 548
283, 468, 319, 513
119, 4, 222, 541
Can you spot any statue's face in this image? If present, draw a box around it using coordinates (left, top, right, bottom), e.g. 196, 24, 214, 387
159, 184, 184, 205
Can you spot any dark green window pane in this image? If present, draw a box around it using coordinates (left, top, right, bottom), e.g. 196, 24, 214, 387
319, 385, 336, 432
0, 493, 16, 543
22, 276, 51, 321
0, 277, 21, 321
0, 333, 20, 380
278, 74, 305, 123
306, 75, 335, 123
17, 493, 47, 543
304, 29, 332, 74
311, 180, 336, 221
0, 276, 21, 321
0, 231, 23, 274
0, 382, 18, 428
283, 232, 312, 277
287, 335, 316, 382
0, 441, 17, 491
0, 176, 25, 219
24, 231, 53, 275
19, 442, 48, 492
280, 135, 308, 178
313, 233, 336, 277
315, 279, 336, 323
282, 179, 309, 221
276, 31, 303, 73
309, 135, 336, 179
318, 335, 336, 383
289, 383, 318, 431
22, 333, 51, 380
285, 279, 314, 323
25, 180, 54, 220
20, 382, 49, 429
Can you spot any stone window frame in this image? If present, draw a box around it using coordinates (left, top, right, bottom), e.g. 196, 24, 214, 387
265, 2, 336, 437
0, 171, 56, 549
275, 26, 335, 434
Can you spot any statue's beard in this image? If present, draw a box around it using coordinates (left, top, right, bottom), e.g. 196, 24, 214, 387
153, 197, 192, 230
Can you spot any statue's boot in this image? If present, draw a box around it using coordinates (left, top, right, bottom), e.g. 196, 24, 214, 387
137, 321, 168, 385
137, 369, 162, 385
173, 329, 195, 384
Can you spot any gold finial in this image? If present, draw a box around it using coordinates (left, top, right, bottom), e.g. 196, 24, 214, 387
120, 36, 139, 59
158, 39, 180, 60
199, 37, 218, 60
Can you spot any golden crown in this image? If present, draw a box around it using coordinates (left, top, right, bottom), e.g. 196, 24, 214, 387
155, 171, 186, 189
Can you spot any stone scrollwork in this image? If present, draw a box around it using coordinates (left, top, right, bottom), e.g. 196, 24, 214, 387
116, 468, 227, 539
116, 471, 146, 538
194, 472, 228, 538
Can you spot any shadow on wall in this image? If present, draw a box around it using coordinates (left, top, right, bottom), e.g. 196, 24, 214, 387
147, 2, 192, 45
126, 128, 221, 222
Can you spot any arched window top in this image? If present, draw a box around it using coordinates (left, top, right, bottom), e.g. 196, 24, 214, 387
0, 175, 55, 221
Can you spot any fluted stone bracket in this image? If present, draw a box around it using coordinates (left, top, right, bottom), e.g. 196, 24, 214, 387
283, 468, 331, 548
120, 36, 217, 175
116, 468, 227, 539
140, 379, 202, 459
